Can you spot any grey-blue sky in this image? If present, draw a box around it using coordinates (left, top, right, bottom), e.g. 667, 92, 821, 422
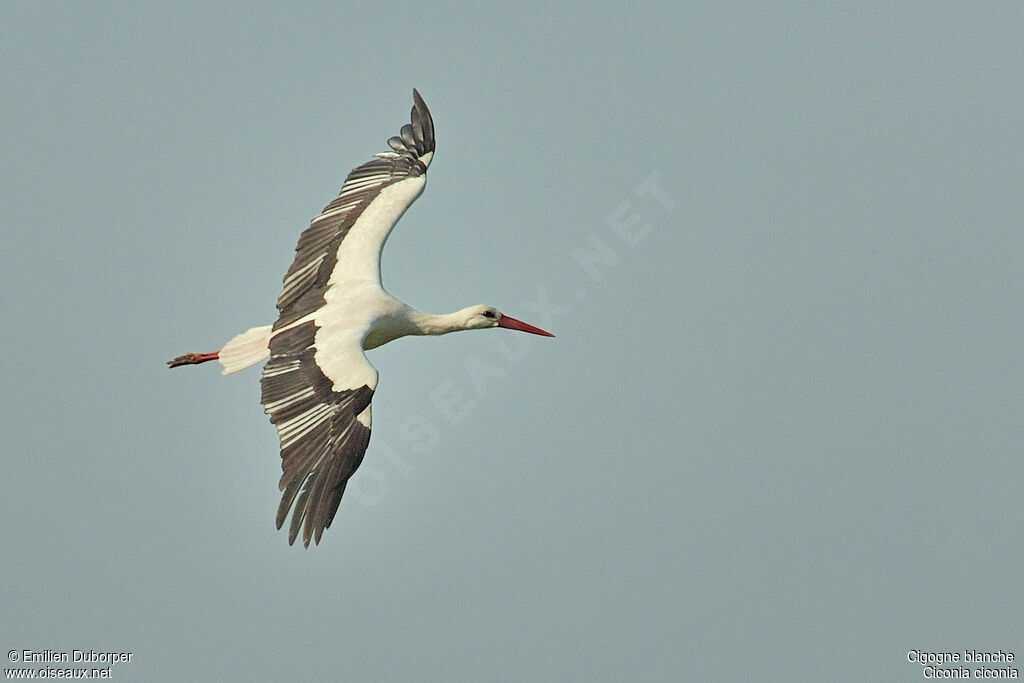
2, 2, 1021, 680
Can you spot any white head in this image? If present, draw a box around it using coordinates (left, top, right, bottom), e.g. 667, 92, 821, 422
457, 304, 555, 336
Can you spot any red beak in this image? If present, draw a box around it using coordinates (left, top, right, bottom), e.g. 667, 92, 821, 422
497, 315, 555, 337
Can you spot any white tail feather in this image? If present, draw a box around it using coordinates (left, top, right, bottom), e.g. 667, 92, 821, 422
219, 325, 272, 375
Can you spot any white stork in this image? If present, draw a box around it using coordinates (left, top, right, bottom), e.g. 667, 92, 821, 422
169, 90, 554, 546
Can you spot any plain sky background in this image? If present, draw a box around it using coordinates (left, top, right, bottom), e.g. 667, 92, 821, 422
2, 3, 1021, 681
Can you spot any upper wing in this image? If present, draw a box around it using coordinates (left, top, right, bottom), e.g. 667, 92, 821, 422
261, 320, 378, 546
273, 89, 436, 330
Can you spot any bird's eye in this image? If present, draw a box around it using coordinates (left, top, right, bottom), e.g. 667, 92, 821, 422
482, 311, 496, 319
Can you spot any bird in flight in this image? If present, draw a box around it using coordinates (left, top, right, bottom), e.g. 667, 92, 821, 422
169, 90, 554, 546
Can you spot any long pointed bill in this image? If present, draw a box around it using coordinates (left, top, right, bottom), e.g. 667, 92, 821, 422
497, 315, 555, 337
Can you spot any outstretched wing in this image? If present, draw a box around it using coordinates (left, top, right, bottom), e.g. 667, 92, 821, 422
274, 89, 436, 330
262, 90, 436, 546
261, 320, 378, 546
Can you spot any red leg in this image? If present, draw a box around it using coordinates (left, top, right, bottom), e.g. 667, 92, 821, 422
167, 350, 220, 368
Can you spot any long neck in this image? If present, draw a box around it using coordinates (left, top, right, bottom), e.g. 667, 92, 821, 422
407, 309, 467, 337
364, 305, 470, 351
